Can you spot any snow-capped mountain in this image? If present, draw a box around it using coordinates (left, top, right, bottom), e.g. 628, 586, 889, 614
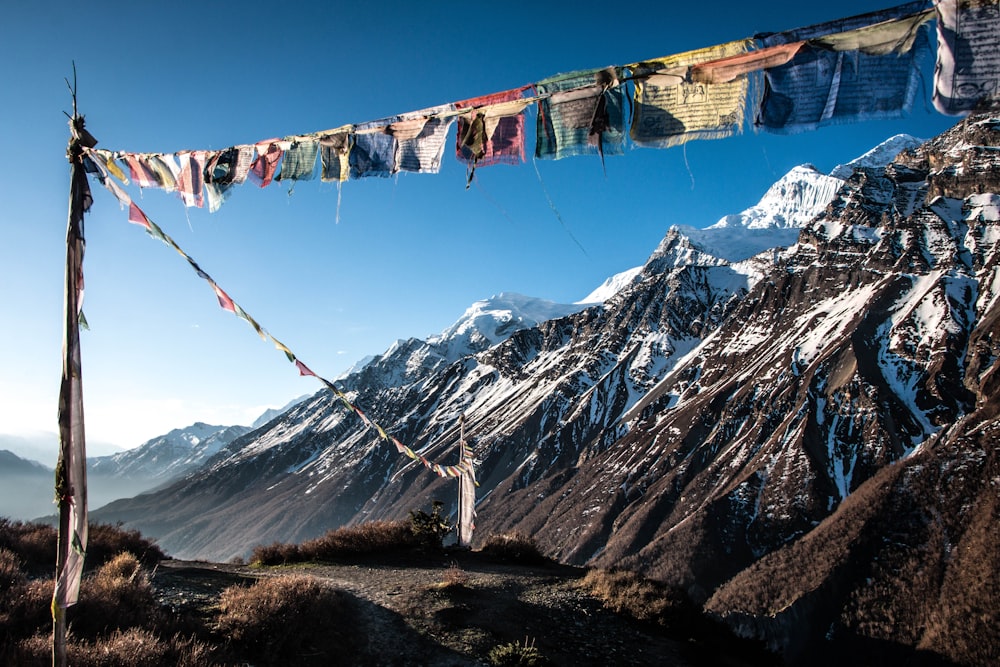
830, 133, 924, 179
95, 117, 999, 666
89, 422, 251, 483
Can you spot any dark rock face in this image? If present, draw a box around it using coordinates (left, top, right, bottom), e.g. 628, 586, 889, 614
96, 115, 1000, 665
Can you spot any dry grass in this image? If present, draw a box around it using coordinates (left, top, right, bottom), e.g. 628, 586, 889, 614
250, 519, 419, 565
479, 532, 550, 565
215, 574, 355, 666
10, 629, 217, 666
580, 568, 687, 624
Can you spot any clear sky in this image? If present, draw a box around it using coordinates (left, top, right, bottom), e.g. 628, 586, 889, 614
0, 1, 956, 453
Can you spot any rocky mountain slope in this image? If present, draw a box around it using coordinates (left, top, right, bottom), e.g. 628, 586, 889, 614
95, 117, 999, 665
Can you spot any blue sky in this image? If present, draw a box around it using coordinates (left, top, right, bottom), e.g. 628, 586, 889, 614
0, 1, 955, 452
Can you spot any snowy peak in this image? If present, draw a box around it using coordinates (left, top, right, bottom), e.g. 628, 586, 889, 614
830, 133, 924, 179
708, 164, 844, 232
429, 292, 588, 351
578, 267, 643, 304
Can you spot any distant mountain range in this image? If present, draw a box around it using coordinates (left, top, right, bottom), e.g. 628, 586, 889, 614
48, 117, 1000, 664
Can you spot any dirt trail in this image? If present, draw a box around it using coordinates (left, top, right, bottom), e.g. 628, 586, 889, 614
151, 552, 774, 666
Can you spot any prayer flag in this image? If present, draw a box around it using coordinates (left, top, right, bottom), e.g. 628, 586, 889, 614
933, 0, 1000, 115
278, 139, 320, 181
211, 283, 236, 313
391, 105, 456, 174
455, 88, 530, 169
145, 155, 179, 192
457, 415, 476, 547
55, 152, 91, 609
295, 360, 315, 377
691, 42, 806, 84
630, 40, 753, 148
756, 1, 932, 133
535, 67, 625, 161
251, 140, 285, 187
127, 202, 151, 229
125, 154, 159, 189
320, 128, 353, 182
350, 122, 397, 178
176, 151, 206, 208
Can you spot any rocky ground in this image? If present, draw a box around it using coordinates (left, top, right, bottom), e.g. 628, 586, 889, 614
150, 550, 778, 666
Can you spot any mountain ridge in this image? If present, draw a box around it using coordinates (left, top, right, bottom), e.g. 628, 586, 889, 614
92, 118, 999, 665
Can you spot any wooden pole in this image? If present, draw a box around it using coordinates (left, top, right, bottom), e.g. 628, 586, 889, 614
53, 70, 94, 667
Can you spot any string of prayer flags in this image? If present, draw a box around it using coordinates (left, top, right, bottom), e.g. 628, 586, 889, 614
535, 67, 625, 162
84, 144, 478, 482
755, 0, 932, 134
629, 40, 753, 148
933, 0, 1000, 116
455, 87, 531, 186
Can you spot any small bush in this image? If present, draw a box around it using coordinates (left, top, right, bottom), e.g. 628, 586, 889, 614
216, 574, 355, 665
0, 577, 53, 642
409, 500, 453, 551
487, 637, 551, 666
0, 548, 26, 591
580, 568, 701, 631
480, 533, 549, 564
86, 523, 165, 567
0, 519, 57, 573
249, 541, 301, 566
68, 553, 163, 639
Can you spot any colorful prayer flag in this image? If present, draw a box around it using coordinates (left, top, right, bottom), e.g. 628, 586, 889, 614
630, 40, 753, 148
320, 128, 353, 182
349, 122, 398, 178
391, 105, 456, 174
535, 67, 625, 161
251, 140, 285, 187
455, 88, 530, 169
278, 139, 320, 181
756, 1, 931, 133
690, 42, 806, 84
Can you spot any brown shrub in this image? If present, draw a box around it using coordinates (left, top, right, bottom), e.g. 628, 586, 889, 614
0, 519, 164, 574
250, 520, 419, 566
480, 533, 550, 565
216, 574, 355, 665
0, 547, 26, 591
580, 567, 713, 638
68, 553, 163, 639
86, 523, 165, 567
0, 519, 56, 573
249, 540, 301, 566
0, 577, 53, 644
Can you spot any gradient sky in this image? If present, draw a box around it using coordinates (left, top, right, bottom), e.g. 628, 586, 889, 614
0, 1, 956, 453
